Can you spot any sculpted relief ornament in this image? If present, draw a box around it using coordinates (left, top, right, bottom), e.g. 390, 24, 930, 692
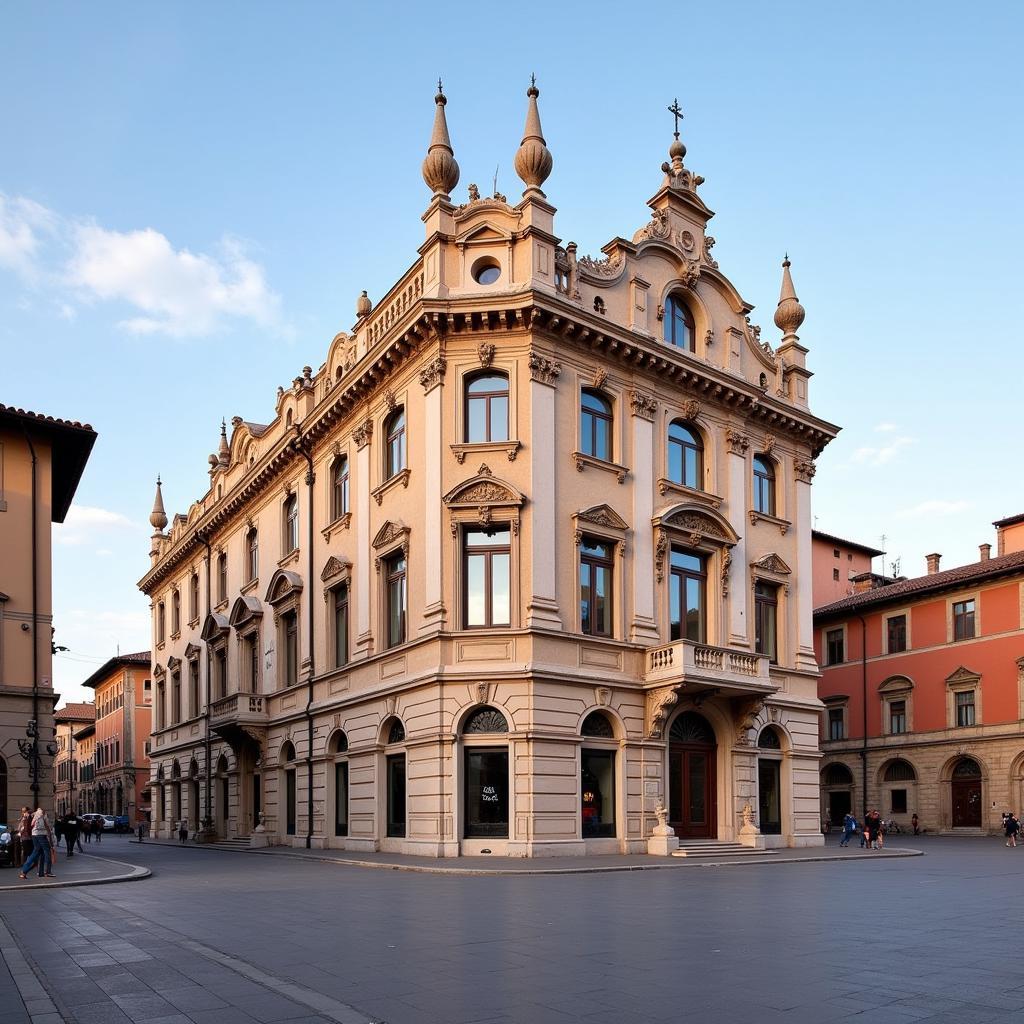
629, 390, 658, 420
647, 686, 680, 739
794, 458, 817, 483
577, 254, 622, 278
419, 356, 447, 392
352, 418, 373, 450
528, 351, 562, 386
725, 429, 750, 455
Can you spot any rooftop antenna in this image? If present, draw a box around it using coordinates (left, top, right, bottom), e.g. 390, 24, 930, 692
493, 164, 499, 196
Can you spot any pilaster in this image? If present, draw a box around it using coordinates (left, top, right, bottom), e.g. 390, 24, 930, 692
629, 392, 659, 642
725, 430, 750, 646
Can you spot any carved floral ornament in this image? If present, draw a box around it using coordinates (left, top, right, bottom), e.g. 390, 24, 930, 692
444, 465, 524, 535
702, 235, 719, 268
320, 555, 351, 584
419, 357, 447, 392
794, 458, 817, 483
653, 506, 738, 583
750, 552, 792, 576
352, 418, 373, 450
528, 351, 561, 386
629, 390, 658, 421
372, 520, 410, 573
725, 429, 750, 455
478, 343, 496, 367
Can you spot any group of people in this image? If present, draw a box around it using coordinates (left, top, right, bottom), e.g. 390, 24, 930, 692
14, 806, 57, 879
837, 810, 891, 849
1002, 811, 1020, 847
54, 812, 103, 856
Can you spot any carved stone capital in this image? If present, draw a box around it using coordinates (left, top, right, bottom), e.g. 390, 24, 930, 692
795, 458, 817, 484
353, 418, 373, 450
419, 357, 447, 393
725, 428, 750, 456
629, 390, 657, 421
647, 686, 679, 740
528, 351, 561, 387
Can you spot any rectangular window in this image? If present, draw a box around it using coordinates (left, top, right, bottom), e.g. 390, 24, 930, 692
956, 689, 976, 727
386, 754, 406, 838
157, 603, 165, 644
188, 662, 199, 717
284, 496, 299, 554
333, 586, 349, 668
283, 612, 298, 687
156, 683, 164, 730
580, 538, 614, 637
217, 554, 227, 604
171, 671, 181, 724
669, 547, 706, 643
464, 748, 510, 838
890, 788, 907, 814
172, 591, 180, 635
826, 628, 844, 665
215, 648, 227, 700
247, 530, 258, 583
385, 553, 407, 649
887, 614, 907, 654
889, 700, 906, 735
285, 769, 296, 835
953, 599, 975, 641
464, 527, 511, 628
832, 568, 839, 581
190, 574, 199, 621
828, 708, 844, 741
754, 581, 779, 663
245, 634, 260, 692
581, 749, 616, 838
334, 761, 349, 837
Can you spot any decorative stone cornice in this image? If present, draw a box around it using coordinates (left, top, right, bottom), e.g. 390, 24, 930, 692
629, 390, 658, 420
528, 351, 561, 387
418, 357, 446, 393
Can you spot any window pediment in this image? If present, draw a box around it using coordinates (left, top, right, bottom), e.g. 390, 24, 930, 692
750, 552, 792, 575
946, 665, 981, 688
320, 555, 352, 584
265, 569, 304, 605
878, 675, 914, 695
184, 642, 201, 661
166, 655, 181, 672
443, 465, 524, 509
653, 503, 738, 546
200, 613, 230, 642
372, 520, 411, 551
229, 595, 264, 628
574, 504, 629, 533
152, 663, 166, 681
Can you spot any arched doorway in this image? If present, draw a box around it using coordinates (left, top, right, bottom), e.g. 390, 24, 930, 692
757, 727, 783, 835
668, 711, 717, 838
951, 757, 982, 827
822, 762, 854, 824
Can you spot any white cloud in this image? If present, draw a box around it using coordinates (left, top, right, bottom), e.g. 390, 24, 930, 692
0, 192, 57, 279
874, 422, 898, 433
895, 499, 972, 520
0, 192, 284, 338
55, 504, 140, 546
850, 436, 915, 466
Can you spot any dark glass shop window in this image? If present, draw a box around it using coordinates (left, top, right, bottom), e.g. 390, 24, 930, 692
581, 749, 616, 838
334, 761, 349, 837
890, 788, 908, 815
464, 748, 509, 838
386, 754, 406, 838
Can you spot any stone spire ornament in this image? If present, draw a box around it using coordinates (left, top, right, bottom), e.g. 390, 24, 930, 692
660, 98, 704, 193
773, 255, 806, 341
217, 419, 230, 467
421, 80, 460, 199
149, 476, 168, 533
356, 290, 372, 318
514, 75, 553, 196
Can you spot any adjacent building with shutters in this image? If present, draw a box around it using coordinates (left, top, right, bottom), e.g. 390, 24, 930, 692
815, 516, 1024, 833
139, 84, 837, 856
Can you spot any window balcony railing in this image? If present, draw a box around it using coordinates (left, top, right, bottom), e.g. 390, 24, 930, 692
645, 640, 774, 694
210, 693, 267, 725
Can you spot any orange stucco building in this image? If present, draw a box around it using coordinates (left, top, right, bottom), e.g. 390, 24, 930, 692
814, 516, 1024, 833
79, 652, 152, 823
810, 530, 883, 608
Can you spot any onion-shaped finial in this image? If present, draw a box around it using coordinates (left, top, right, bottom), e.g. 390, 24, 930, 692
149, 476, 168, 532
774, 255, 806, 338
421, 81, 460, 198
514, 75, 553, 195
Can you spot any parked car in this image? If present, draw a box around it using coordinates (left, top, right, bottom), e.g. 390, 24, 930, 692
0, 824, 12, 867
113, 815, 130, 833
101, 815, 116, 831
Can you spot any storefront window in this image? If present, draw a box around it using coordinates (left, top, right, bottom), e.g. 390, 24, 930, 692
386, 754, 406, 838
464, 749, 509, 838
581, 750, 615, 838
334, 762, 349, 837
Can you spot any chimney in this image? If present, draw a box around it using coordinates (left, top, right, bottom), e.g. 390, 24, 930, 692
979, 543, 991, 562
925, 552, 941, 575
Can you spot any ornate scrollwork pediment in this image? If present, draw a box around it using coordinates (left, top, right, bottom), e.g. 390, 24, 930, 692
750, 553, 792, 575
443, 469, 524, 509
575, 504, 629, 532
200, 612, 230, 642
265, 569, 303, 605
320, 555, 351, 583
654, 503, 739, 546
372, 520, 411, 551
229, 595, 264, 628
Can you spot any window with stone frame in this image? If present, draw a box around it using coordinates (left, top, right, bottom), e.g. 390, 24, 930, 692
463, 526, 511, 628
189, 572, 200, 623
663, 294, 695, 351
385, 407, 407, 480
187, 658, 200, 718
332, 583, 349, 669
213, 646, 228, 701
157, 602, 166, 645
384, 551, 407, 649
465, 372, 509, 443
331, 455, 350, 521
880, 676, 913, 736
669, 546, 706, 643
171, 589, 181, 636
246, 527, 259, 583
283, 493, 299, 555
886, 613, 908, 654
889, 699, 907, 735
281, 610, 298, 687
667, 420, 703, 490
579, 536, 614, 637
171, 668, 181, 724
827, 707, 845, 741
754, 580, 779, 663
956, 689, 976, 727
217, 552, 228, 605
953, 598, 976, 641
242, 631, 260, 693
753, 455, 776, 516
825, 627, 845, 665
580, 390, 613, 462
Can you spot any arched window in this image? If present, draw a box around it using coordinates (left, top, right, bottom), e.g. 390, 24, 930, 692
669, 711, 716, 745
753, 456, 775, 515
952, 757, 981, 778
663, 294, 695, 351
883, 759, 916, 782
758, 726, 782, 749
328, 731, 349, 755
581, 711, 615, 738
171, 589, 180, 635
331, 456, 349, 521
823, 763, 853, 787
387, 719, 406, 744
283, 494, 299, 554
281, 741, 296, 762
384, 408, 407, 480
217, 552, 227, 604
580, 390, 613, 461
465, 373, 509, 443
246, 527, 258, 583
668, 421, 703, 489
330, 731, 349, 838
462, 706, 509, 734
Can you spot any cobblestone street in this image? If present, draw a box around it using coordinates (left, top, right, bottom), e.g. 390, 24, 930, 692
3, 837, 1024, 1023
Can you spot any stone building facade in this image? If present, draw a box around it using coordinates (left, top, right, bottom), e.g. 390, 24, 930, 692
54, 702, 95, 816
816, 518, 1024, 834
0, 403, 95, 825
140, 85, 837, 856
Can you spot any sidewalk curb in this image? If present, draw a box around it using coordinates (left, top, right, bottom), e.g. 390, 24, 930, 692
0, 853, 150, 892
128, 838, 923, 875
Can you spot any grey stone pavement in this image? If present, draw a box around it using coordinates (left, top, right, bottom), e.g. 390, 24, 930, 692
3, 835, 1024, 1024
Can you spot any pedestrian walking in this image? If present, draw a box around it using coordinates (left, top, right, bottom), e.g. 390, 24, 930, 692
178, 820, 188, 843
14, 806, 32, 866
63, 814, 79, 857
18, 807, 56, 879
839, 812, 857, 847
93, 818, 102, 843
911, 813, 920, 836
82, 819, 92, 843
1005, 812, 1019, 848
864, 809, 882, 851
136, 822, 146, 842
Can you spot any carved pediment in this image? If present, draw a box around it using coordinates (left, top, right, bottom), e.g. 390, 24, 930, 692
166, 656, 181, 672
575, 504, 629, 532
443, 466, 524, 508
229, 595, 264, 628
750, 552, 792, 575
372, 520, 411, 551
946, 666, 981, 687
200, 613, 230, 642
184, 642, 201, 661
878, 675, 914, 694
320, 555, 351, 583
265, 569, 304, 605
654, 503, 738, 546
458, 222, 509, 243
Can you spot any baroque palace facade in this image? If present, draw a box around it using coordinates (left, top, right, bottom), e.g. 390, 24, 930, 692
140, 85, 838, 856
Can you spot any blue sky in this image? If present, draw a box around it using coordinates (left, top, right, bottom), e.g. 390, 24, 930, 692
2, 3, 1021, 705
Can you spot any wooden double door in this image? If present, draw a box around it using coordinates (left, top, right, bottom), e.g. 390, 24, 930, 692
668, 712, 717, 839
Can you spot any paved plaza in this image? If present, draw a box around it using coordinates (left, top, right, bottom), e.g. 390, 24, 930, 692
3, 837, 1024, 1024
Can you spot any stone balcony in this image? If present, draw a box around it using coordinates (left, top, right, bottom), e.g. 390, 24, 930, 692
210, 692, 268, 738
644, 640, 776, 697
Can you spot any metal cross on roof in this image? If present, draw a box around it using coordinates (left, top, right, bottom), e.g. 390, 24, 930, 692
668, 98, 684, 139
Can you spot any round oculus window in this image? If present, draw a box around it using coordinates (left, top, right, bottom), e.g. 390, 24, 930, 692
472, 258, 501, 285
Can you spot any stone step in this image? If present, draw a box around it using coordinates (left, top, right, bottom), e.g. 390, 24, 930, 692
672, 842, 774, 858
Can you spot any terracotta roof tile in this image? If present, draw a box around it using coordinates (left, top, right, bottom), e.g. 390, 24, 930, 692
0, 403, 94, 432
812, 529, 884, 557
815, 548, 1024, 619
54, 702, 96, 722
